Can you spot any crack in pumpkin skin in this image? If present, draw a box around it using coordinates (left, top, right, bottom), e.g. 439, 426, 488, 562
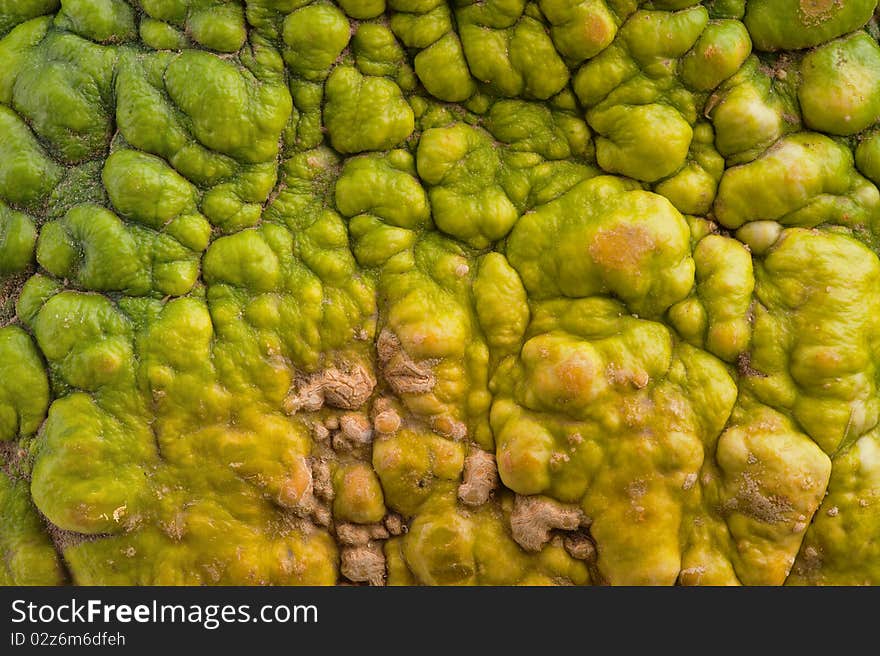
2, 0, 880, 586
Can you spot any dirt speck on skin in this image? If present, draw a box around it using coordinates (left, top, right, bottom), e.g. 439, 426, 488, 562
384, 512, 406, 536
277, 457, 317, 516
510, 495, 587, 552
341, 544, 386, 586
626, 479, 648, 501
283, 363, 376, 414
335, 522, 389, 546
431, 414, 467, 440
311, 459, 334, 501
371, 397, 401, 435
0, 440, 31, 480
458, 448, 498, 507
0, 270, 30, 328
43, 523, 93, 552
377, 329, 436, 395
736, 352, 767, 378
160, 512, 187, 541
339, 412, 373, 445
322, 365, 376, 409
563, 531, 597, 563
791, 543, 824, 579
312, 504, 331, 527
729, 472, 795, 523
798, 0, 842, 26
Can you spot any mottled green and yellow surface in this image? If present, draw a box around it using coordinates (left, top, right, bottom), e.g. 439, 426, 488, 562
2, 0, 880, 586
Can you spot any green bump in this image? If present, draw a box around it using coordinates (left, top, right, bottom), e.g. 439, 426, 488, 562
338, 0, 386, 19
203, 229, 281, 293
53, 0, 136, 43
0, 106, 63, 208
473, 252, 529, 355
414, 33, 475, 102
8, 31, 116, 163
335, 150, 430, 229
486, 99, 591, 160
15, 274, 61, 328
139, 18, 187, 49
538, 0, 619, 63
138, 0, 188, 24
708, 56, 800, 164
459, 16, 569, 100
747, 229, 880, 455
187, 3, 246, 52
506, 176, 694, 317
417, 123, 518, 248
799, 32, 880, 136
621, 6, 709, 62
570, 6, 747, 184
714, 132, 880, 232
669, 234, 754, 362
744, 0, 877, 51
593, 104, 693, 183
654, 122, 724, 215
333, 462, 387, 523
790, 430, 880, 585
31, 393, 156, 534
706, 0, 744, 18
165, 50, 292, 163
283, 3, 351, 80
389, 4, 452, 48
102, 149, 200, 230
30, 289, 134, 391
714, 407, 831, 585
856, 130, 880, 186
373, 429, 464, 516
681, 19, 751, 91
0, 326, 50, 441
0, 0, 59, 38
324, 66, 414, 153
37, 203, 204, 296
0, 474, 66, 585
353, 22, 411, 83
0, 204, 37, 276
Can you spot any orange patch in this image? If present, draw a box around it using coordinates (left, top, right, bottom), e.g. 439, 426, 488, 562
808, 347, 843, 373
555, 353, 599, 397
583, 14, 612, 48
799, 0, 840, 24
589, 223, 655, 272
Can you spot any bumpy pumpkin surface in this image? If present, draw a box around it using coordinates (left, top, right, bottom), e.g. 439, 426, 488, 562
2, 0, 880, 586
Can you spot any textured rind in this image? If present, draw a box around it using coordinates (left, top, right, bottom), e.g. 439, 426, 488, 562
0, 472, 66, 585
2, 0, 880, 586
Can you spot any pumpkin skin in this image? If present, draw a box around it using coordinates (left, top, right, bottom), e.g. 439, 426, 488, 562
1, 0, 879, 586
